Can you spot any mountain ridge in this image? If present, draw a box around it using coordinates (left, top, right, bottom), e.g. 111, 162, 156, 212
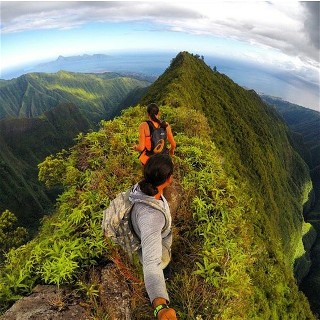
0, 71, 151, 121
0, 51, 318, 318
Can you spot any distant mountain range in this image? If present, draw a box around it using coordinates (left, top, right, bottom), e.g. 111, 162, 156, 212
3, 53, 318, 112
0, 71, 151, 122
1, 66, 319, 237
2, 53, 173, 80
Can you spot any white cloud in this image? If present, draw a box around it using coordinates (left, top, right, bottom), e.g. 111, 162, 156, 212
1, 1, 319, 73
1, 1, 318, 66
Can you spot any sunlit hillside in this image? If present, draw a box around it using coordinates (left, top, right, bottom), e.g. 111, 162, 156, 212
0, 71, 151, 121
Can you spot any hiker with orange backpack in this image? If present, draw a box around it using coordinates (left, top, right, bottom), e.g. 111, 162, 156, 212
133, 103, 176, 165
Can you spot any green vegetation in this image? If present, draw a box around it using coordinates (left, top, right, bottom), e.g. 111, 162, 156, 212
261, 95, 320, 170
0, 52, 316, 318
0, 104, 92, 232
0, 71, 152, 233
0, 103, 315, 319
0, 210, 28, 259
261, 95, 320, 315
0, 71, 151, 121
142, 52, 312, 265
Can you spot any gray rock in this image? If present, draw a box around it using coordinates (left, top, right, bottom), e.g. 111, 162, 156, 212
0, 285, 88, 320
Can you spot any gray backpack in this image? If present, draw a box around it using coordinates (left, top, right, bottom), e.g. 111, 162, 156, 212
101, 186, 169, 258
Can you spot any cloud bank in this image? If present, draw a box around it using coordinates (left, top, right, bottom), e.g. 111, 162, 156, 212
1, 1, 319, 68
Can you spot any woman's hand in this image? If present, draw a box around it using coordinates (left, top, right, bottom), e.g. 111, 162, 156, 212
158, 307, 177, 319
153, 298, 177, 320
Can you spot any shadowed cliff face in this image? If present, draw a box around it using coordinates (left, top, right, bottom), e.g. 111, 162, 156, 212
260, 95, 320, 315
0, 103, 93, 231
300, 169, 320, 315
261, 94, 320, 170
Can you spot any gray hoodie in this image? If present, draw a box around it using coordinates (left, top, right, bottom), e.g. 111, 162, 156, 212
129, 183, 172, 303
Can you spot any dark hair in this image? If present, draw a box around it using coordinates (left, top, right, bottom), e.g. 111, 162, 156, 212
139, 154, 174, 196
147, 103, 168, 128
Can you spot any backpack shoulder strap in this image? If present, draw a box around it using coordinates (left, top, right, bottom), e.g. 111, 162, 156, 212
146, 120, 155, 136
132, 198, 170, 231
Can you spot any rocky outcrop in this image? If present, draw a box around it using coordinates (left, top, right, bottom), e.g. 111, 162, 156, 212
98, 264, 132, 319
0, 285, 88, 320
0, 264, 134, 320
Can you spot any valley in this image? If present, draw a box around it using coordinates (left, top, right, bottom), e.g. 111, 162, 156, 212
0, 71, 151, 233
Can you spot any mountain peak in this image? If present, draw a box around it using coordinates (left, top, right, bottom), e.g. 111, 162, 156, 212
140, 51, 223, 108
57, 55, 66, 61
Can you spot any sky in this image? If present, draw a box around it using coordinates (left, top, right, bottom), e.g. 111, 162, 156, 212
0, 1, 319, 111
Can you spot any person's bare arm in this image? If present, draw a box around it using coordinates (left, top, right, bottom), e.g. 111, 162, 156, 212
133, 122, 148, 152
166, 124, 176, 155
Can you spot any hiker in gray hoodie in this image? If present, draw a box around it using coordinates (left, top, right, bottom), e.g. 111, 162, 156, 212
129, 154, 177, 320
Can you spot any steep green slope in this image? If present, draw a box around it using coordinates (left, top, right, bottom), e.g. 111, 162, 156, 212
0, 103, 92, 232
261, 95, 320, 169
141, 51, 312, 264
0, 52, 315, 319
0, 71, 151, 122
260, 87, 320, 318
